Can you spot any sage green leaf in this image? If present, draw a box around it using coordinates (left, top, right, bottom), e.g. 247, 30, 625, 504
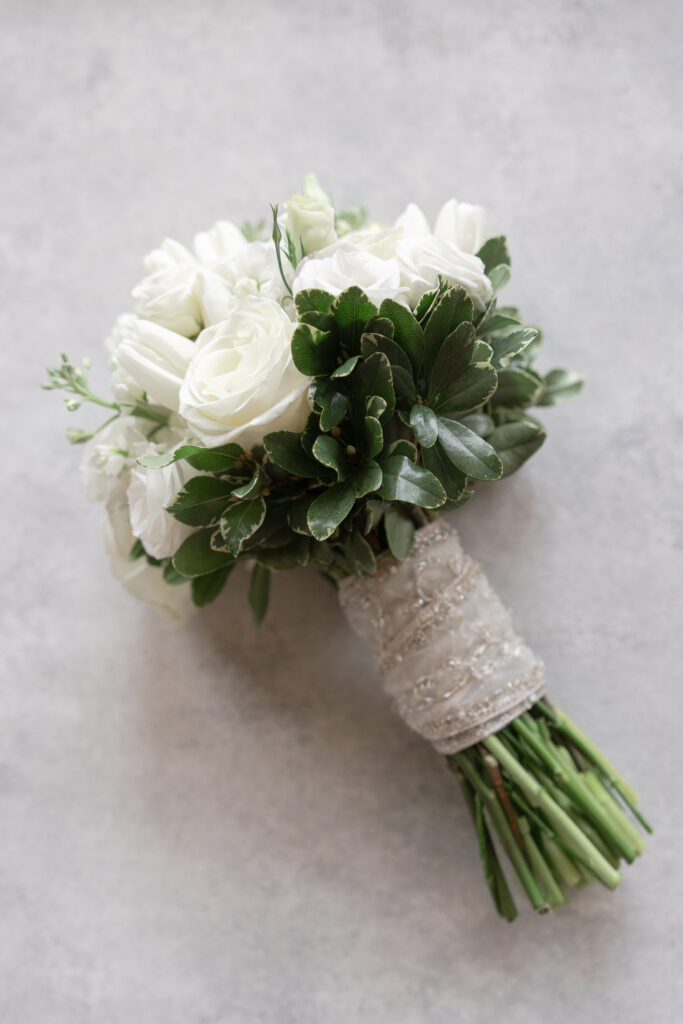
345, 529, 376, 575
288, 497, 314, 536
492, 367, 543, 409
476, 236, 510, 276
312, 434, 348, 479
219, 496, 267, 557
162, 559, 187, 586
331, 287, 378, 348
360, 415, 383, 458
384, 439, 417, 461
488, 417, 547, 476
191, 564, 234, 607
314, 378, 349, 430
410, 404, 439, 447
536, 368, 585, 406
291, 322, 337, 376
433, 363, 498, 417
366, 395, 387, 421
377, 455, 446, 507
378, 298, 424, 373
172, 529, 234, 578
310, 540, 334, 567
436, 418, 503, 481
459, 412, 494, 437
307, 480, 356, 541
488, 265, 511, 292
422, 442, 469, 502
231, 464, 268, 500
364, 499, 385, 534
263, 431, 321, 477
129, 538, 145, 561
352, 460, 382, 498
331, 355, 361, 378
294, 289, 334, 316
486, 308, 522, 333
489, 326, 540, 369
353, 352, 395, 423
256, 535, 310, 570
138, 442, 243, 472
472, 340, 493, 362
384, 505, 415, 560
423, 286, 474, 376
360, 332, 413, 375
248, 563, 271, 625
167, 477, 234, 527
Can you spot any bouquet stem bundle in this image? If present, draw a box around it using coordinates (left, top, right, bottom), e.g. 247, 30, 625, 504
450, 700, 650, 919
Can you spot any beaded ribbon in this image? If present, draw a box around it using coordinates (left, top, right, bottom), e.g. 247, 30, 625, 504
338, 519, 546, 754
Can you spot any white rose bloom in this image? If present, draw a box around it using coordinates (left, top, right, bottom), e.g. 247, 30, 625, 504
178, 295, 310, 448
104, 314, 145, 404
396, 235, 493, 310
103, 502, 194, 626
394, 202, 431, 237
434, 199, 488, 255
127, 457, 200, 560
213, 240, 286, 303
284, 174, 337, 258
80, 416, 149, 504
292, 248, 407, 307
114, 319, 195, 412
193, 220, 247, 266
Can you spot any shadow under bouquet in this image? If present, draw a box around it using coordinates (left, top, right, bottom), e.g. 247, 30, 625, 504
45, 176, 650, 921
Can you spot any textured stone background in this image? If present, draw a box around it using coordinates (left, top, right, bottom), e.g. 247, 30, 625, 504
2, 1, 682, 1021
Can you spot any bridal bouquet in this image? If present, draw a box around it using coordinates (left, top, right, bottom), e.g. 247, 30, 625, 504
45, 176, 649, 920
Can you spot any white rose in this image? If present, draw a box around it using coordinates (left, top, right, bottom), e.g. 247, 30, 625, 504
103, 502, 194, 626
127, 458, 200, 560
434, 199, 488, 255
292, 248, 407, 307
80, 415, 150, 503
396, 235, 493, 310
212, 240, 286, 303
179, 295, 310, 448
193, 220, 247, 266
114, 319, 195, 412
394, 202, 431, 237
104, 314, 145, 404
284, 174, 337, 258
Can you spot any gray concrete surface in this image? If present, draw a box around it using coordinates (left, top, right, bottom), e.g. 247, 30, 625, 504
2, 1, 682, 1021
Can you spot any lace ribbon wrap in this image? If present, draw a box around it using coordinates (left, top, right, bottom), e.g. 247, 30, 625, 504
338, 519, 546, 755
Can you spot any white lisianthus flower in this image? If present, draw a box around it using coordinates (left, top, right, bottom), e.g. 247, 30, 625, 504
434, 199, 488, 255
396, 236, 493, 310
80, 416, 150, 503
178, 295, 310, 448
394, 203, 431, 237
284, 174, 337, 259
127, 458, 200, 560
114, 319, 195, 412
292, 247, 406, 307
213, 241, 286, 303
103, 502, 194, 626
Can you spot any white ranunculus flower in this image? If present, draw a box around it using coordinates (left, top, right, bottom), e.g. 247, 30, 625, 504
434, 199, 488, 255
178, 295, 310, 448
104, 314, 146, 404
114, 319, 195, 412
127, 458, 200, 560
396, 235, 493, 310
103, 502, 194, 626
292, 248, 407, 307
80, 416, 150, 504
284, 173, 337, 258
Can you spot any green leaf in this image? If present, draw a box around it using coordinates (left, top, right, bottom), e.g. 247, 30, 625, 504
433, 362, 498, 417
162, 559, 187, 586
256, 535, 310, 570
421, 443, 469, 502
378, 298, 425, 374
345, 529, 376, 575
476, 236, 510, 276
364, 499, 385, 533
488, 417, 547, 476
172, 529, 234, 578
313, 378, 349, 431
384, 505, 415, 560
307, 480, 356, 541
492, 367, 543, 409
331, 287, 378, 349
331, 355, 361, 378
263, 431, 321, 477
472, 340, 493, 362
489, 265, 511, 292
423, 286, 474, 376
352, 460, 382, 498
353, 352, 395, 424
377, 455, 446, 507
360, 415, 383, 458
436, 418, 503, 481
248, 563, 271, 625
489, 326, 540, 369
291, 322, 337, 376
231, 464, 268, 499
138, 442, 243, 472
360, 332, 413, 375
459, 412, 494, 437
536, 368, 585, 406
384, 439, 417, 461
191, 564, 234, 607
294, 289, 334, 316
287, 497, 314, 536
219, 497, 267, 557
428, 322, 475, 403
312, 434, 348, 480
410, 404, 439, 447
167, 477, 234, 527
364, 316, 395, 340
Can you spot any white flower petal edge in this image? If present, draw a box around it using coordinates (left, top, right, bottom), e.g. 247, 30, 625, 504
292, 248, 408, 307
396, 236, 493, 310
80, 416, 150, 504
434, 199, 488, 255
127, 458, 200, 560
103, 502, 194, 626
114, 320, 195, 412
178, 294, 311, 448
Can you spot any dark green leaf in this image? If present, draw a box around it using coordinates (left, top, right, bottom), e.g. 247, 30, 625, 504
191, 564, 233, 607
488, 417, 547, 475
476, 236, 510, 276
219, 497, 267, 557
256, 535, 310, 570
264, 430, 321, 478
536, 368, 584, 406
138, 442, 244, 472
331, 287, 378, 349
364, 316, 395, 340
459, 412, 494, 437
384, 439, 417, 461
312, 434, 348, 479
422, 442, 469, 502
364, 499, 385, 534
291, 322, 337, 376
359, 415, 383, 458
378, 298, 425, 373
287, 497, 314, 536
472, 340, 493, 362
492, 367, 543, 408
231, 464, 268, 499
352, 460, 382, 498
248, 563, 271, 625
162, 559, 187, 586
172, 528, 234, 578
345, 529, 376, 575
428, 322, 476, 402
489, 326, 540, 369
167, 477, 234, 527
331, 355, 361, 378
433, 363, 498, 416
313, 378, 350, 431
384, 505, 415, 560
409, 404, 439, 447
423, 286, 474, 376
353, 352, 395, 424
436, 418, 503, 481
294, 289, 334, 316
307, 480, 356, 541
377, 455, 446, 507
360, 332, 413, 375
